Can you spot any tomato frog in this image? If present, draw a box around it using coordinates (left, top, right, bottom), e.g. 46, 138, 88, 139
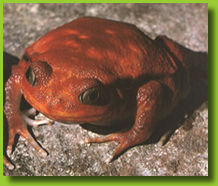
3, 17, 207, 169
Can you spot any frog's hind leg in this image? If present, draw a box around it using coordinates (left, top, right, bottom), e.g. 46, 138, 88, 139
4, 66, 48, 168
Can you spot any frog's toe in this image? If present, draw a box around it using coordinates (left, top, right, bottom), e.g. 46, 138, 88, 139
19, 129, 48, 157
158, 130, 174, 146
21, 112, 53, 127
109, 142, 131, 162
3, 156, 15, 170
84, 132, 136, 161
7, 126, 17, 156
83, 132, 122, 144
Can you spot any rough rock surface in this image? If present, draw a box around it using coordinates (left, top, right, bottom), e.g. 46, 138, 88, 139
3, 3, 208, 176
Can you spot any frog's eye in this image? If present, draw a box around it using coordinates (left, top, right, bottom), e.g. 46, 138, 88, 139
25, 66, 37, 86
79, 87, 108, 106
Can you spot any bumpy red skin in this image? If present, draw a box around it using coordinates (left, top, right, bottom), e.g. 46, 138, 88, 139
4, 17, 193, 167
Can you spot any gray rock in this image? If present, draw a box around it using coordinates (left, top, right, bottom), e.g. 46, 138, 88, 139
3, 3, 208, 176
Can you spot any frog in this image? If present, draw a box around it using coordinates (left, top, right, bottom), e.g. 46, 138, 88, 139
3, 17, 206, 169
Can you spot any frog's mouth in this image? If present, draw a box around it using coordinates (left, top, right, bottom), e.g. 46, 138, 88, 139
42, 108, 114, 126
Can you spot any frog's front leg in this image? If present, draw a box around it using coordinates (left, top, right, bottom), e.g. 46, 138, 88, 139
84, 80, 170, 161
3, 65, 47, 169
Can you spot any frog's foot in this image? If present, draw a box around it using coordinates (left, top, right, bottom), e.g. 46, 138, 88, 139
21, 108, 54, 127
3, 155, 15, 170
6, 115, 48, 159
84, 132, 140, 162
